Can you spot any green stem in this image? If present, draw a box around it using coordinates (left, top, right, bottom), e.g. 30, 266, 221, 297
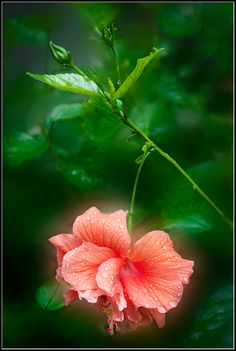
125, 118, 233, 230
71, 63, 87, 77
128, 151, 151, 234
111, 46, 121, 87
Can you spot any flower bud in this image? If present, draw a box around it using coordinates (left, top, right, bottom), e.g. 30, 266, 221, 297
101, 23, 116, 47
49, 41, 72, 66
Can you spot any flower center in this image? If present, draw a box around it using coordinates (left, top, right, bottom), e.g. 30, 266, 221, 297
119, 258, 140, 279
98, 296, 120, 335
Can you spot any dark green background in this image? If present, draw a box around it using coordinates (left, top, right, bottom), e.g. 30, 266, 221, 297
3, 2, 233, 348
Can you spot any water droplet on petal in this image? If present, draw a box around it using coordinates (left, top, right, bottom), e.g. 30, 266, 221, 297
169, 300, 177, 308
158, 307, 166, 313
119, 224, 124, 229
183, 277, 188, 282
169, 253, 173, 258
102, 272, 107, 278
163, 245, 166, 250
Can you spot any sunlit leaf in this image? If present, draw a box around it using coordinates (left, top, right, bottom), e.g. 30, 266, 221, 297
187, 285, 233, 347
36, 280, 65, 311
113, 47, 162, 99
44, 103, 83, 131
4, 132, 48, 166
26, 73, 100, 96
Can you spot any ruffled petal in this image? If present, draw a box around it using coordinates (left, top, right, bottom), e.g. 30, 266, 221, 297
73, 207, 131, 256
122, 231, 194, 312
63, 289, 78, 306
96, 258, 127, 311
49, 234, 82, 265
61, 242, 117, 290
78, 288, 105, 303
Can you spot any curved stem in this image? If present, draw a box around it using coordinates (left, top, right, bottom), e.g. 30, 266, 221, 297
128, 151, 151, 234
126, 118, 233, 230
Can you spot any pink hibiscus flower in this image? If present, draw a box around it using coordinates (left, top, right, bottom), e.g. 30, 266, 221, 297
49, 207, 194, 334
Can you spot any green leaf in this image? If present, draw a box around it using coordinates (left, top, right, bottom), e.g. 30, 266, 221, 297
113, 47, 162, 99
4, 132, 48, 166
36, 280, 65, 311
44, 103, 83, 131
26, 72, 100, 96
57, 160, 103, 191
162, 213, 213, 234
187, 285, 233, 347
82, 97, 121, 142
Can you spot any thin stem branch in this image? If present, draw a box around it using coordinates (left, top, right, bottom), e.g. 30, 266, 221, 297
71, 63, 87, 77
111, 46, 121, 87
125, 118, 233, 230
128, 151, 151, 234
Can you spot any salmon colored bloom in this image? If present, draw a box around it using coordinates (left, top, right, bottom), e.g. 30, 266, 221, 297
49, 207, 194, 334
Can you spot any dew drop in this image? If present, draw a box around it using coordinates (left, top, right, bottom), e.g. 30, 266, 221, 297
158, 307, 166, 313
149, 284, 153, 288
183, 277, 188, 282
169, 301, 177, 308
169, 253, 173, 258
119, 224, 124, 229
163, 245, 166, 250
102, 272, 107, 278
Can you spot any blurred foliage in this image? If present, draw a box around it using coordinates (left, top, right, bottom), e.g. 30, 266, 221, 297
3, 2, 233, 348
36, 280, 65, 311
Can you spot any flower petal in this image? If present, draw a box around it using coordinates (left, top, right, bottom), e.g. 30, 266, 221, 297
49, 234, 82, 265
73, 207, 131, 256
96, 257, 126, 311
123, 300, 143, 323
63, 288, 78, 306
149, 308, 166, 328
61, 242, 117, 290
78, 288, 105, 303
123, 231, 194, 312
